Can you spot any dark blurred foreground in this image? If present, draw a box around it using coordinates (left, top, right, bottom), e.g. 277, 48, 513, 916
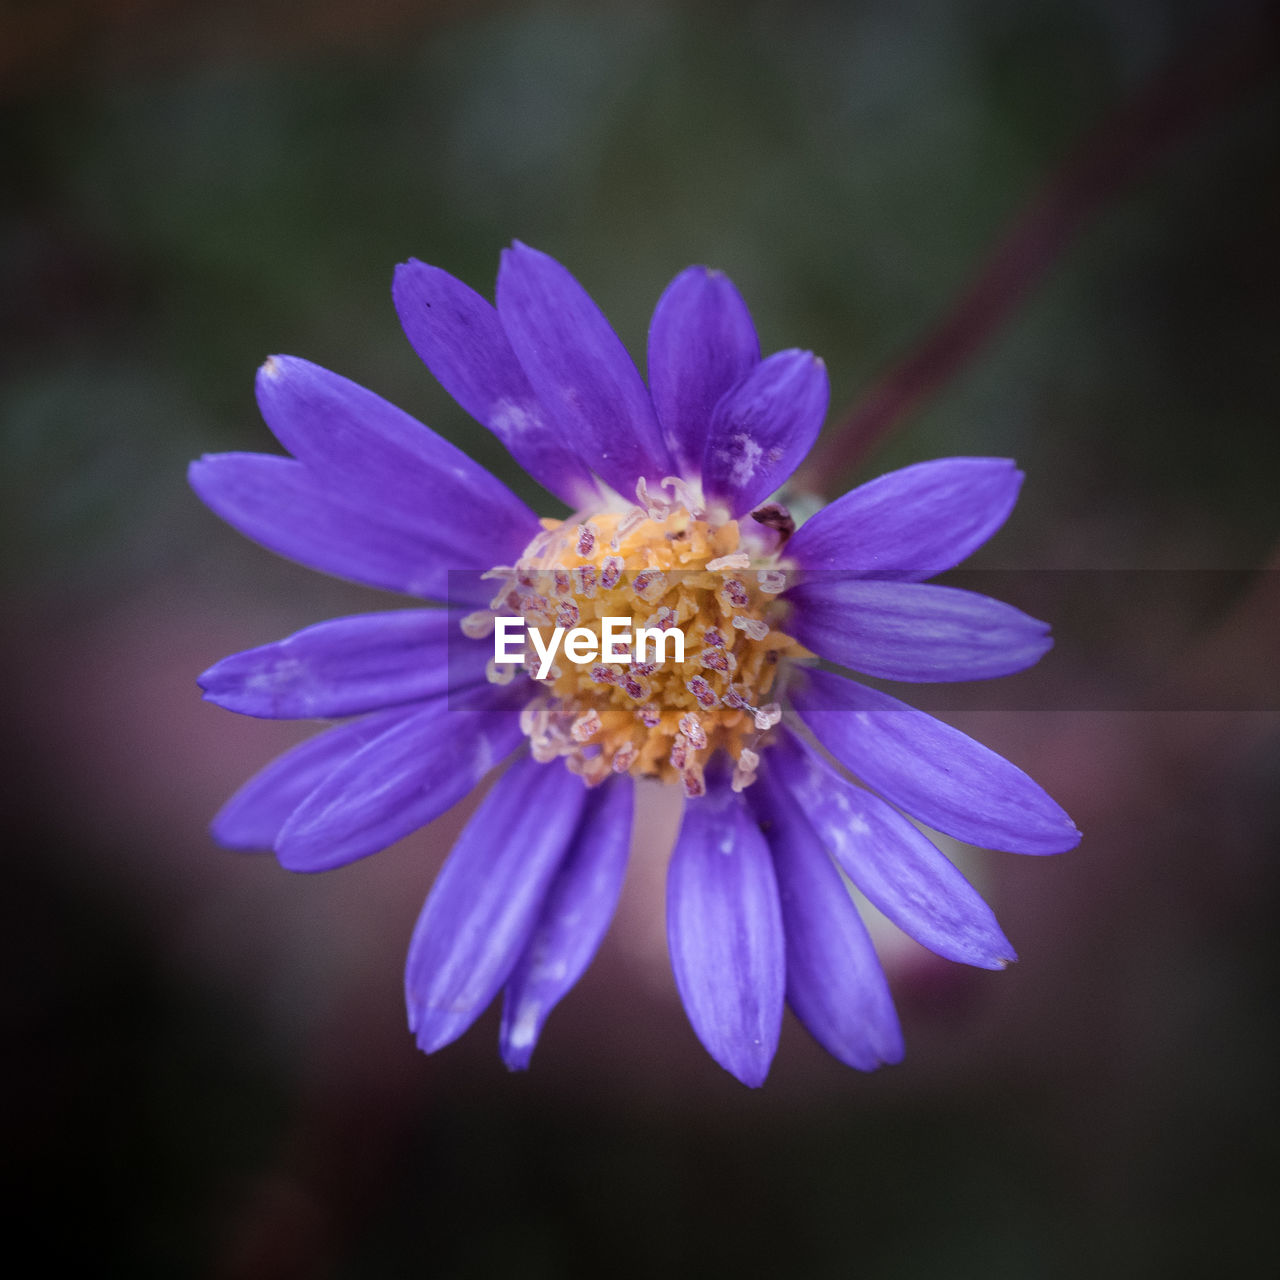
4, 1, 1279, 1276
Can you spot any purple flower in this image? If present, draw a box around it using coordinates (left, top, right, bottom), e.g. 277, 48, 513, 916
191, 243, 1080, 1086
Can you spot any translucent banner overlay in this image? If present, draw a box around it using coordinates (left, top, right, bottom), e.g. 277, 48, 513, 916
444, 568, 1280, 713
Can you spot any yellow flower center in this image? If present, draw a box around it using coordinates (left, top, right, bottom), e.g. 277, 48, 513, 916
469, 489, 806, 796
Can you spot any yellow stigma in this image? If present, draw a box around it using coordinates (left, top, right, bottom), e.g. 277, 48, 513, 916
476, 487, 806, 797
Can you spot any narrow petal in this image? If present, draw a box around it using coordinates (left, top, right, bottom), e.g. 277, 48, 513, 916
785, 580, 1052, 681
274, 695, 524, 871
499, 776, 634, 1069
666, 785, 784, 1087
188, 454, 493, 604
768, 730, 1017, 969
198, 610, 490, 719
791, 668, 1081, 854
255, 356, 539, 565
647, 266, 760, 478
786, 457, 1024, 579
702, 350, 829, 517
393, 260, 602, 507
749, 754, 904, 1068
405, 755, 588, 1054
496, 242, 673, 497
210, 708, 414, 850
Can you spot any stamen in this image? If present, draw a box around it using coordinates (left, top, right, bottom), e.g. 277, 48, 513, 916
517, 593, 552, 626
632, 569, 667, 603
700, 648, 730, 673
682, 763, 706, 798
753, 702, 782, 731
636, 477, 670, 521
686, 675, 719, 710
519, 697, 547, 737
658, 475, 704, 517
678, 713, 707, 750
600, 555, 624, 590
731, 746, 760, 793
621, 672, 650, 701
460, 611, 494, 639
570, 709, 602, 743
611, 508, 646, 547
732, 615, 770, 641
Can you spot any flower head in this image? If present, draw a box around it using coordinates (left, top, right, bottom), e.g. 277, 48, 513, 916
191, 243, 1080, 1086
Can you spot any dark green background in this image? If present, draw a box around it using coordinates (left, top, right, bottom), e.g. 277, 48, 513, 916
5, 1, 1278, 1275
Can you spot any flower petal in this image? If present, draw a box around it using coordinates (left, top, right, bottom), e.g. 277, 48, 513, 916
188, 454, 493, 604
254, 356, 540, 564
769, 730, 1017, 968
496, 242, 673, 497
666, 784, 784, 1087
198, 610, 491, 719
393, 260, 602, 507
702, 349, 829, 517
749, 753, 904, 1068
405, 754, 589, 1054
210, 708, 415, 850
786, 457, 1024, 579
785, 579, 1052, 681
274, 694, 524, 871
791, 667, 1081, 854
499, 776, 634, 1070
647, 266, 760, 478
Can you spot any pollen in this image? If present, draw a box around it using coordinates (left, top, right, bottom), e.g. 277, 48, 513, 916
478, 485, 807, 791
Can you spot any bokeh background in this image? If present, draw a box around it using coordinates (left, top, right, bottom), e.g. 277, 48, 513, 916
5, 1, 1279, 1275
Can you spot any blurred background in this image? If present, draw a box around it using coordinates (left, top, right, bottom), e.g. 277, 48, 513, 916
5, 0, 1278, 1275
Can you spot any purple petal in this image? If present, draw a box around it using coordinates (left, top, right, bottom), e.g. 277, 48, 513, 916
496, 242, 673, 497
785, 580, 1052, 681
702, 350, 829, 517
198, 610, 490, 719
666, 785, 784, 1087
405, 754, 588, 1054
274, 695, 524, 871
393, 260, 602, 507
210, 708, 415, 850
768, 730, 1017, 969
647, 266, 760, 478
791, 667, 1081, 854
748, 756, 904, 1068
188, 454, 493, 605
786, 457, 1024, 579
499, 776, 634, 1070
254, 356, 539, 564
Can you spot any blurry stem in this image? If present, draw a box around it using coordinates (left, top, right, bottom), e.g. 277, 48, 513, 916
796, 3, 1280, 492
